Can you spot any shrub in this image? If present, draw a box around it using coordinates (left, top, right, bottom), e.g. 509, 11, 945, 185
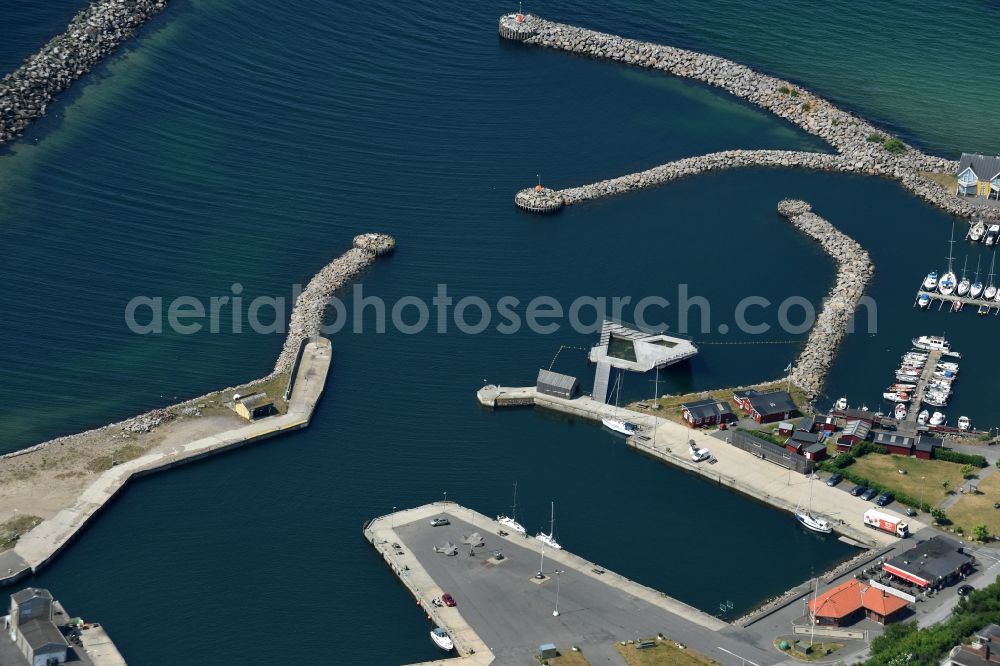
866, 133, 884, 143
778, 85, 790, 94
883, 137, 906, 153
801, 102, 811, 112
832, 119, 840, 126
935, 449, 988, 467
931, 507, 951, 525
790, 89, 800, 97
961, 464, 979, 479
973, 524, 990, 542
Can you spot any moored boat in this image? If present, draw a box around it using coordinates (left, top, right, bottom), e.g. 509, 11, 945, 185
930, 411, 946, 426
883, 391, 910, 403
922, 271, 939, 291
497, 482, 526, 535
958, 416, 971, 431
431, 628, 454, 652
970, 220, 986, 242
834, 396, 848, 411
894, 403, 907, 420
912, 335, 950, 352
534, 501, 562, 550
917, 409, 929, 425
602, 418, 637, 435
918, 293, 931, 309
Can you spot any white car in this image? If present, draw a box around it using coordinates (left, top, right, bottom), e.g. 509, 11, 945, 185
430, 517, 450, 527
691, 447, 711, 463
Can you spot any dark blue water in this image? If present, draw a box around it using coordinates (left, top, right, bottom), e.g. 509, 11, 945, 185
2, 1, 998, 663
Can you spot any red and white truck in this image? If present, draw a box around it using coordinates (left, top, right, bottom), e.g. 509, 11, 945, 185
863, 509, 909, 537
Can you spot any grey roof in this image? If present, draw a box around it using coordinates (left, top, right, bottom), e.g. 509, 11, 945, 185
843, 420, 871, 438
11, 587, 52, 605
681, 398, 734, 420
536, 368, 577, 391
238, 392, 272, 409
914, 436, 942, 452
886, 535, 972, 583
17, 618, 67, 651
874, 432, 913, 447
840, 408, 878, 422
804, 442, 826, 454
977, 623, 1000, 640
959, 153, 1000, 180
746, 391, 798, 416
789, 431, 820, 445
733, 389, 758, 400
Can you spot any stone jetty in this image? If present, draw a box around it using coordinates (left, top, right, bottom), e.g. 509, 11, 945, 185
0, 0, 168, 146
778, 199, 874, 401
499, 14, 1000, 221
273, 233, 395, 373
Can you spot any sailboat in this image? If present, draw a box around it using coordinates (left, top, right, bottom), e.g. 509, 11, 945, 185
535, 502, 562, 549
986, 252, 998, 300
939, 224, 958, 295
795, 477, 832, 534
971, 256, 984, 299
496, 482, 526, 534
602, 371, 638, 435
957, 256, 971, 296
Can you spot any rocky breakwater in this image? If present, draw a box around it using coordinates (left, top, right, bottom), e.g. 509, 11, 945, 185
560, 150, 844, 204
500, 15, 972, 215
778, 200, 873, 402
0, 0, 168, 146
273, 233, 395, 373
515, 185, 565, 212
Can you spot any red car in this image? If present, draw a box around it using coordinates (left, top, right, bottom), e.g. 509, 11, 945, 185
441, 593, 456, 607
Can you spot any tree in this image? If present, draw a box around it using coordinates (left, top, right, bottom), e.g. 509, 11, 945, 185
931, 507, 950, 525
943, 480, 951, 493
962, 465, 978, 480
974, 524, 991, 542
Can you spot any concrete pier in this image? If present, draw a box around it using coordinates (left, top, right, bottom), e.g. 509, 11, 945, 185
916, 289, 1000, 315
365, 503, 782, 666
0, 338, 333, 587
477, 387, 923, 547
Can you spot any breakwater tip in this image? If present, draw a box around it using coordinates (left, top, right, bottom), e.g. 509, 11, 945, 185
353, 233, 396, 255
514, 187, 564, 213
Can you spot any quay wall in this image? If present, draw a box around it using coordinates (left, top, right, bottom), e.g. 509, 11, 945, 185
0, 0, 168, 146
500, 15, 1000, 221
778, 200, 874, 401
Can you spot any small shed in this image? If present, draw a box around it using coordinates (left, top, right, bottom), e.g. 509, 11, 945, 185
813, 415, 837, 433
539, 643, 558, 659
536, 369, 579, 400
916, 435, 943, 460
233, 393, 274, 421
840, 420, 871, 446
777, 421, 795, 437
803, 442, 827, 461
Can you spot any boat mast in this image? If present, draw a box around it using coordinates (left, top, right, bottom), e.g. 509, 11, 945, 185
550, 501, 555, 535
989, 251, 997, 288
512, 482, 518, 523
947, 222, 956, 274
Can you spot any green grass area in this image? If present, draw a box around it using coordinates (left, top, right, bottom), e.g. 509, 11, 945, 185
615, 639, 718, 666
627, 381, 807, 427
196, 368, 292, 417
948, 472, 1000, 539
538, 649, 591, 666
0, 514, 42, 551
919, 170, 958, 192
849, 454, 969, 506
776, 638, 845, 662
86, 443, 148, 473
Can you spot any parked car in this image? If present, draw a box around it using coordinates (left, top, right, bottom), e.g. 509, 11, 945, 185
958, 585, 975, 596
860, 488, 879, 501
827, 473, 844, 487
875, 492, 894, 507
430, 517, 450, 527
441, 593, 456, 607
850, 485, 868, 497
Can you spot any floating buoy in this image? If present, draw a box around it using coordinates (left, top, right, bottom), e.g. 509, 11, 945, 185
534, 184, 543, 192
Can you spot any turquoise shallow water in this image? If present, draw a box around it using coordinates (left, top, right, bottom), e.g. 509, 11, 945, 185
2, 1, 999, 664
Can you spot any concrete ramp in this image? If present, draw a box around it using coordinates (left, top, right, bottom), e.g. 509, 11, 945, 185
592, 361, 611, 404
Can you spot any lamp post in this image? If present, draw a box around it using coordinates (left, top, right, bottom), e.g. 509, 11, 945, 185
536, 549, 546, 579
391, 506, 396, 529
553, 570, 563, 617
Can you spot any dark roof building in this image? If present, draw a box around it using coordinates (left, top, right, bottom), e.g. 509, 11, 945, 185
875, 431, 914, 454
535, 369, 579, 400
803, 442, 827, 461
680, 398, 735, 427
915, 435, 944, 460
883, 536, 974, 589
745, 390, 800, 424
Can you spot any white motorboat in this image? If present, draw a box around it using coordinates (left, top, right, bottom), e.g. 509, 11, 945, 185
930, 411, 946, 426
934, 370, 957, 381
918, 293, 931, 308
497, 482, 526, 535
534, 501, 562, 550
883, 391, 910, 403
834, 396, 848, 411
887, 383, 916, 392
894, 403, 907, 420
795, 476, 832, 534
970, 220, 986, 242
922, 271, 939, 291
912, 335, 950, 352
958, 416, 971, 431
431, 628, 454, 652
988, 224, 1000, 247
936, 362, 959, 373
917, 409, 929, 425
924, 394, 949, 408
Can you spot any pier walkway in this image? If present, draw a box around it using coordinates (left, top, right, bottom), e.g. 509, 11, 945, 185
904, 350, 943, 425
477, 386, 922, 547
0, 338, 333, 587
365, 503, 778, 666
916, 289, 1000, 315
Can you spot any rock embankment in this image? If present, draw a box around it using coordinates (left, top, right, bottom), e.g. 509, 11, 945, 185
273, 233, 395, 372
778, 200, 873, 401
0, 0, 168, 145
499, 14, 999, 220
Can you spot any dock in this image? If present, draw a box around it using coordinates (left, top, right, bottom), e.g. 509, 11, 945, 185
0, 337, 333, 588
476, 386, 920, 547
903, 349, 944, 424
365, 503, 781, 666
915, 289, 1000, 315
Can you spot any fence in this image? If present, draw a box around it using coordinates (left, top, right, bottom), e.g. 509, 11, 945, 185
728, 430, 814, 474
